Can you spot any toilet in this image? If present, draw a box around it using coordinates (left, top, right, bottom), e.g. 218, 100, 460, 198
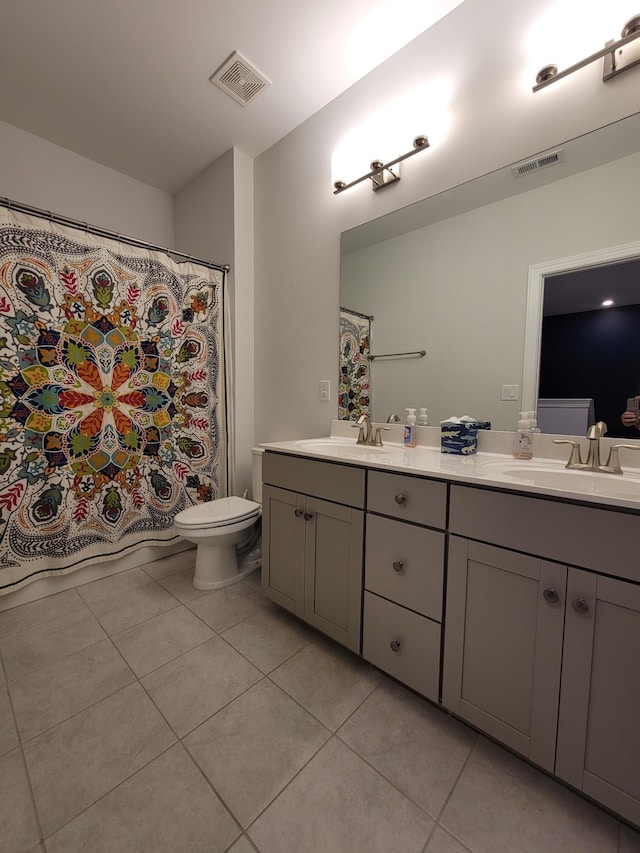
174, 448, 263, 590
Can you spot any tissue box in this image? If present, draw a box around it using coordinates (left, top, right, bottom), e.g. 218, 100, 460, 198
441, 422, 479, 455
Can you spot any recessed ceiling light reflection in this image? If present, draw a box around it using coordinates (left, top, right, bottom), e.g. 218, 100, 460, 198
602, 299, 614, 307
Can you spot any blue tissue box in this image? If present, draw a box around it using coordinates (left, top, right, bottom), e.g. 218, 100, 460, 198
441, 422, 479, 455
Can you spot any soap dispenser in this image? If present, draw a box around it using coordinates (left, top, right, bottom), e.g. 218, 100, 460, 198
404, 408, 417, 448
512, 412, 533, 460
417, 408, 430, 426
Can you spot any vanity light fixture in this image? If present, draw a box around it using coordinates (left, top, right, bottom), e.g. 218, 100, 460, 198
533, 13, 640, 91
333, 136, 429, 194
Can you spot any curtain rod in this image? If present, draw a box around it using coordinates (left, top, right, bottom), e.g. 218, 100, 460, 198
340, 306, 374, 321
0, 195, 230, 274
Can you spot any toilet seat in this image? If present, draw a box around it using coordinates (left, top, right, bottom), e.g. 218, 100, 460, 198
174, 496, 261, 530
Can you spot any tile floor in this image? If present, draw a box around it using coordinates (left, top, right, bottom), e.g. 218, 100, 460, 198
0, 549, 639, 852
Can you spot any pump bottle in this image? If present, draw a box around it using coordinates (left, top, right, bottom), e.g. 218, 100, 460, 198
512, 412, 533, 460
404, 408, 417, 448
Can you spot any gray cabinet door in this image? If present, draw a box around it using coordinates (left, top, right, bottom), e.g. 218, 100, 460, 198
262, 484, 305, 617
556, 570, 640, 827
303, 497, 364, 653
443, 536, 566, 771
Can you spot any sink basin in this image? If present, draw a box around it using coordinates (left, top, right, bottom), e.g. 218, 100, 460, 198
498, 465, 640, 498
291, 438, 393, 457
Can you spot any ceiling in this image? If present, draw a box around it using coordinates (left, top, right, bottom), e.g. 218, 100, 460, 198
0, 0, 463, 194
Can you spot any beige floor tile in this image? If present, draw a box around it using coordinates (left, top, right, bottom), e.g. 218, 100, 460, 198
0, 684, 18, 755
621, 825, 640, 853
139, 548, 196, 580
76, 567, 152, 606
45, 744, 239, 853
270, 638, 380, 730
112, 605, 214, 677
0, 749, 40, 853
440, 739, 619, 853
0, 608, 106, 682
185, 679, 330, 828
338, 680, 476, 817
156, 567, 207, 603
249, 737, 433, 853
425, 826, 473, 853
227, 837, 257, 853
0, 589, 84, 639
24, 682, 175, 836
88, 582, 178, 635
221, 604, 313, 673
243, 569, 262, 590
186, 582, 270, 633
141, 636, 262, 736
9, 639, 134, 741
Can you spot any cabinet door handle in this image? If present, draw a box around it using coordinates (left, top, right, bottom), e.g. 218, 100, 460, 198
394, 494, 406, 505
389, 640, 401, 652
542, 588, 559, 604
571, 597, 590, 615
304, 512, 313, 521
294, 508, 303, 517
392, 560, 405, 573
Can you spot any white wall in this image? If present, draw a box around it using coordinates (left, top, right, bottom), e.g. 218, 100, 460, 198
174, 148, 255, 497
0, 120, 174, 245
253, 0, 639, 442
341, 150, 640, 430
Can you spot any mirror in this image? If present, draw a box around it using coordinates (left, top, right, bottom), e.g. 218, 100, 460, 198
339, 112, 640, 435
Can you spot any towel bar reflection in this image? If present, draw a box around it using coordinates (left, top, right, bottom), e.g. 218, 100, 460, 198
369, 350, 426, 361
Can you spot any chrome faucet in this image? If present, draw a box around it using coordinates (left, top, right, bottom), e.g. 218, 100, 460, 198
554, 420, 640, 474
352, 414, 391, 446
386, 413, 401, 423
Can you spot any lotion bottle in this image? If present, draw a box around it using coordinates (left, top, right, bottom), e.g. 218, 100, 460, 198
404, 408, 417, 447
513, 412, 533, 460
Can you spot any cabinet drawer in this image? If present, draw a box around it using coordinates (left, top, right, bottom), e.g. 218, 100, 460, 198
362, 591, 441, 702
263, 452, 365, 508
367, 470, 447, 528
365, 515, 444, 620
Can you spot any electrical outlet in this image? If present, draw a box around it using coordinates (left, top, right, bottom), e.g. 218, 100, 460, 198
319, 380, 331, 401
501, 384, 519, 401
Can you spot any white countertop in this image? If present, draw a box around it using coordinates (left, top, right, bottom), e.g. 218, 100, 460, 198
260, 430, 640, 513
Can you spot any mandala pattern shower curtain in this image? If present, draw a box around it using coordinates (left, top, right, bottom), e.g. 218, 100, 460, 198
0, 208, 227, 593
338, 308, 371, 420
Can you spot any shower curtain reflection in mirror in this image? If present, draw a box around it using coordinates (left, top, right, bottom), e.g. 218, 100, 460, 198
339, 308, 372, 420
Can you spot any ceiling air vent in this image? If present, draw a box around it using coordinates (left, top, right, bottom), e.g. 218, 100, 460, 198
511, 149, 563, 178
209, 51, 271, 107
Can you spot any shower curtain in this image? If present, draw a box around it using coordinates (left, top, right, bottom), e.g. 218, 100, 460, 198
339, 308, 371, 420
0, 207, 227, 593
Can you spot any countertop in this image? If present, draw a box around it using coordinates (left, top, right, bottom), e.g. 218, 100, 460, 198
260, 432, 640, 513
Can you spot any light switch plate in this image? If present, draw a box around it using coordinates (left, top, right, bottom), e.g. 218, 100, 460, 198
501, 384, 519, 401
319, 380, 331, 401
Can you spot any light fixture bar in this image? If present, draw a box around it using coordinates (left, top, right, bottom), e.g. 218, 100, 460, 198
533, 16, 640, 91
333, 136, 429, 194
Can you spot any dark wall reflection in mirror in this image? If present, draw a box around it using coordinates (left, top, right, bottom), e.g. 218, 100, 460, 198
540, 257, 640, 439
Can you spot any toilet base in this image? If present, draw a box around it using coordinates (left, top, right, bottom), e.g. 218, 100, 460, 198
192, 541, 256, 590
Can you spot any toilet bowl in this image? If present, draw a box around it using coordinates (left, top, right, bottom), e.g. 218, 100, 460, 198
173, 448, 264, 590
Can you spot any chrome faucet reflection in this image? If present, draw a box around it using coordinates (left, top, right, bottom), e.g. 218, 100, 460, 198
352, 414, 391, 447
554, 421, 640, 474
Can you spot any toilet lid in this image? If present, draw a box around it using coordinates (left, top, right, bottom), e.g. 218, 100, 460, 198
175, 496, 261, 528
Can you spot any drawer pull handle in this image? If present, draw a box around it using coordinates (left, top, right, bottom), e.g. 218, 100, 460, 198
392, 560, 405, 573
304, 512, 313, 521
394, 494, 406, 505
389, 640, 401, 652
542, 588, 559, 605
294, 508, 303, 517
571, 597, 590, 615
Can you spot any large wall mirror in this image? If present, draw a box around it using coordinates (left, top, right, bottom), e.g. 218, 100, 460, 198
339, 112, 640, 438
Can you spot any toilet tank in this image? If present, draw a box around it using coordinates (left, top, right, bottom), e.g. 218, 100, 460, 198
251, 447, 264, 503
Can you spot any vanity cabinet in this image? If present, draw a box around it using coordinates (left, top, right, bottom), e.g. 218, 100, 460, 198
444, 483, 640, 826
362, 470, 447, 702
261, 452, 365, 653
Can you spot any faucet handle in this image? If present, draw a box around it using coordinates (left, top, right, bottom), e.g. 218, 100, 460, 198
603, 443, 640, 474
372, 426, 391, 446
351, 422, 367, 445
553, 439, 584, 468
